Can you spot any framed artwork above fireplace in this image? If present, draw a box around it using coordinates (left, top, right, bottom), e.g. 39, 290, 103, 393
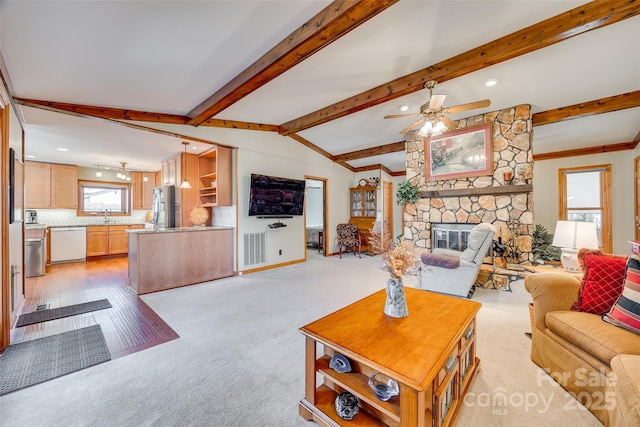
425, 123, 493, 180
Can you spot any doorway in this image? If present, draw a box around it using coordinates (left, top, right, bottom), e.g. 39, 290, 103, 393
305, 176, 327, 258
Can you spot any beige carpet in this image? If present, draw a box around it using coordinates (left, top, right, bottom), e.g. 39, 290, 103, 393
0, 251, 601, 426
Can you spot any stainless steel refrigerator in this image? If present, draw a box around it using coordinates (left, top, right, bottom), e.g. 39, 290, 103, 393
152, 185, 176, 229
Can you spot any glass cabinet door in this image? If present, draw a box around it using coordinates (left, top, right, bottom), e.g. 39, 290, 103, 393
350, 186, 377, 218
351, 190, 363, 217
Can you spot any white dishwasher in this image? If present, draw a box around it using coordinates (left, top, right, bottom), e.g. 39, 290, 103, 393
50, 227, 87, 263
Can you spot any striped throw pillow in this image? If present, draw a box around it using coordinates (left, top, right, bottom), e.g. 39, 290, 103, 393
603, 256, 640, 335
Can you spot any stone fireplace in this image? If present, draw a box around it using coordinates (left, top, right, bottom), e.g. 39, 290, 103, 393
404, 104, 534, 265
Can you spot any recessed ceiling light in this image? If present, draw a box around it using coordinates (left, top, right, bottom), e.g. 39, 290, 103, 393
25, 154, 35, 159
57, 147, 68, 152
485, 78, 500, 87
398, 105, 410, 112
192, 146, 198, 150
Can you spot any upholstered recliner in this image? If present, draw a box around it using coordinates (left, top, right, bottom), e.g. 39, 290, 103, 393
336, 223, 361, 259
418, 223, 496, 298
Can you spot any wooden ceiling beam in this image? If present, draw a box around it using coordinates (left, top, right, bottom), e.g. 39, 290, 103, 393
16, 98, 282, 132
280, 0, 639, 135
16, 98, 190, 124
532, 90, 640, 126
186, 0, 399, 126
332, 141, 405, 162
533, 141, 638, 161
199, 118, 282, 132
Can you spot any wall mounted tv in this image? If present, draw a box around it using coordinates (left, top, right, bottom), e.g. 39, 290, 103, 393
248, 174, 305, 216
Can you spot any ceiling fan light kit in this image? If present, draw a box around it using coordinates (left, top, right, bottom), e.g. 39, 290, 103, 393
384, 80, 490, 136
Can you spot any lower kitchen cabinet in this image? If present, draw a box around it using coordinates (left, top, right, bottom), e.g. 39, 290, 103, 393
87, 224, 144, 257
87, 226, 109, 256
108, 225, 129, 255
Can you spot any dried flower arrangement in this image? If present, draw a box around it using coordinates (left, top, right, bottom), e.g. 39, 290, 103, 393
368, 232, 418, 279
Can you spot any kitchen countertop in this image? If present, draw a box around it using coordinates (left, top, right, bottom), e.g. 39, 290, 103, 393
26, 221, 147, 229
127, 226, 234, 234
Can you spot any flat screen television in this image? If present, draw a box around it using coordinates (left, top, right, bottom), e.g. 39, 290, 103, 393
248, 174, 305, 216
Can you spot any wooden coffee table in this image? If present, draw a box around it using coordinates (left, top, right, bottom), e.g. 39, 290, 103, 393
299, 287, 481, 427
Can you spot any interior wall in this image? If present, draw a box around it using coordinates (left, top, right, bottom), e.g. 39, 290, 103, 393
134, 123, 354, 270
532, 150, 634, 255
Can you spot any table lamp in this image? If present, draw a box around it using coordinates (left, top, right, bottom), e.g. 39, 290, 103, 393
551, 220, 599, 272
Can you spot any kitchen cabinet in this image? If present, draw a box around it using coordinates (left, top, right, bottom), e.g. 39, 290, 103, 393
25, 161, 78, 209
87, 224, 143, 257
131, 172, 157, 210
51, 164, 78, 208
108, 225, 129, 254
86, 226, 109, 257
25, 162, 51, 208
198, 146, 232, 211
142, 172, 156, 209
161, 151, 199, 227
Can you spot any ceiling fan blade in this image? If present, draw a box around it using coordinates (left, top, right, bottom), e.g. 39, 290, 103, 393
440, 116, 455, 130
428, 94, 447, 110
383, 113, 419, 119
443, 99, 491, 114
399, 118, 425, 134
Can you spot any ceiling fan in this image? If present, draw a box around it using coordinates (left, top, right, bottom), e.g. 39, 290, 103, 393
384, 80, 491, 136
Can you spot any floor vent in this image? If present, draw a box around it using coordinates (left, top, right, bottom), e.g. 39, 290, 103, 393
35, 304, 48, 311
243, 232, 266, 267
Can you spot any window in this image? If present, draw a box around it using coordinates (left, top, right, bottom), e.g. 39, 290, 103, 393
559, 165, 611, 253
79, 181, 131, 215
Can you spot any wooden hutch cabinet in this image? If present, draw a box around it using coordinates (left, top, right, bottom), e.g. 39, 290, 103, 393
349, 185, 377, 254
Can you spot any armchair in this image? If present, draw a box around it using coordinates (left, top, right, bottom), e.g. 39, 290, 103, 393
418, 223, 496, 298
336, 223, 361, 259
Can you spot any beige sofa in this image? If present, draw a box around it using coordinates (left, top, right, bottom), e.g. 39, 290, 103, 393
525, 272, 640, 425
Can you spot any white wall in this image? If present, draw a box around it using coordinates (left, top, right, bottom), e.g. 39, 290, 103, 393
533, 150, 635, 255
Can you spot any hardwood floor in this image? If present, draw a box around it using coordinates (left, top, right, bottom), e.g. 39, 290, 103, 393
11, 257, 179, 359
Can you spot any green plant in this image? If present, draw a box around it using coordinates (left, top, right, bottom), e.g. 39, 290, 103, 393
532, 224, 561, 262
396, 181, 419, 206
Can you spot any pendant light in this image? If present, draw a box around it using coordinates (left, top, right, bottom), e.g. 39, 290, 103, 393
95, 165, 102, 178
180, 142, 192, 189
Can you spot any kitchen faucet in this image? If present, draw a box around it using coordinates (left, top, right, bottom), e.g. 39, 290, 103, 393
103, 209, 110, 223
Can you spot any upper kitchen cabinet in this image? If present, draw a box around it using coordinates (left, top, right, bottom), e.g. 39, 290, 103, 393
25, 161, 51, 208
132, 171, 157, 210
161, 151, 199, 227
26, 161, 78, 209
51, 164, 78, 208
198, 146, 232, 207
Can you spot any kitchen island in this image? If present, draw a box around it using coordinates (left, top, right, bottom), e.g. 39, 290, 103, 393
127, 226, 234, 295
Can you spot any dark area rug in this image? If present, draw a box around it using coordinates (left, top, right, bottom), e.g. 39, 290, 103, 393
16, 299, 112, 327
0, 324, 111, 396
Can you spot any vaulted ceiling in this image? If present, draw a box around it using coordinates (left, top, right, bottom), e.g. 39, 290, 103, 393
1, 0, 638, 175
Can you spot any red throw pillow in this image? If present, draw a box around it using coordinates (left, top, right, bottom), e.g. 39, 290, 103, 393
571, 249, 627, 315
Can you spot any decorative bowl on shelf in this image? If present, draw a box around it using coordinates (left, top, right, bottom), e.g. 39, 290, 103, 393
188, 207, 209, 226
368, 372, 399, 401
335, 391, 359, 420
329, 353, 352, 373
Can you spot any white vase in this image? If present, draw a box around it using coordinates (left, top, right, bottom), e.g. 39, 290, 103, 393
384, 277, 408, 318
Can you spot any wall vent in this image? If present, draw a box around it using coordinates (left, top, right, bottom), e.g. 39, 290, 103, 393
243, 232, 266, 267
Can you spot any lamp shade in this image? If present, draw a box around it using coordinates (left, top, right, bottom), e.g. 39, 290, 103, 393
552, 220, 599, 250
